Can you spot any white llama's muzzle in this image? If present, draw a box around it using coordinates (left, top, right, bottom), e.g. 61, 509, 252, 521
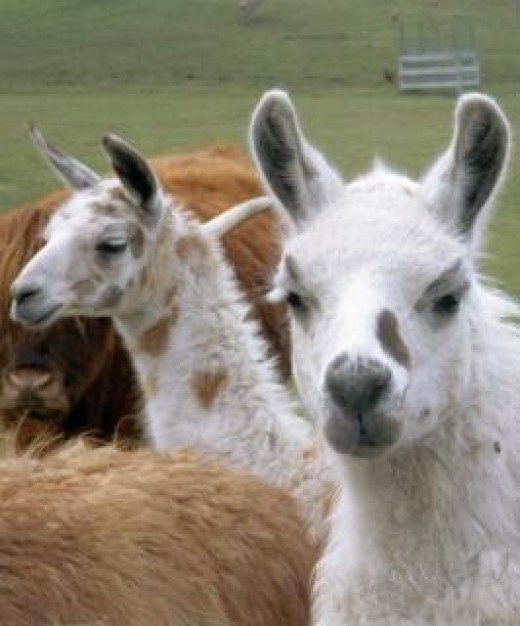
322, 352, 404, 458
10, 280, 62, 329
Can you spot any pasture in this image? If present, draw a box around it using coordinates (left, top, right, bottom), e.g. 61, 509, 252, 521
1, 0, 520, 296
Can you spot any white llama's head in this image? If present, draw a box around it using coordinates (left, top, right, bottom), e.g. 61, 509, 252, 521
10, 129, 268, 330
250, 90, 510, 458
10, 130, 172, 327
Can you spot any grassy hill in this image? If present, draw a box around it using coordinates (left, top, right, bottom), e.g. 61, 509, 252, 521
1, 0, 519, 90
1, 0, 520, 296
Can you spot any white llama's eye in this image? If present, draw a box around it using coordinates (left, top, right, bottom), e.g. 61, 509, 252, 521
287, 291, 303, 307
432, 292, 462, 316
286, 291, 309, 314
96, 239, 128, 256
417, 261, 470, 318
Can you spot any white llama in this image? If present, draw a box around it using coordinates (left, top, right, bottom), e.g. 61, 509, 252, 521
10, 129, 333, 542
250, 89, 520, 623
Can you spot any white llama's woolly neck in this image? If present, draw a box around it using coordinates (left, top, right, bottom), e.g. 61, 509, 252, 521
115, 202, 333, 542
315, 280, 520, 624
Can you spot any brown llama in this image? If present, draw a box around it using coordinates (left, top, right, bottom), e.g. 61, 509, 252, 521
0, 443, 315, 625
0, 145, 289, 452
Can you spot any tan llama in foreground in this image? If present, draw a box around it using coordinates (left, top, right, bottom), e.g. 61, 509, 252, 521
11, 130, 334, 543
0, 144, 289, 451
0, 443, 315, 625
250, 89, 520, 623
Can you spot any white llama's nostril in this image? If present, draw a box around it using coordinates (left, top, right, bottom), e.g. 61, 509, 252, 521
10, 282, 60, 327
13, 286, 40, 307
10, 284, 42, 319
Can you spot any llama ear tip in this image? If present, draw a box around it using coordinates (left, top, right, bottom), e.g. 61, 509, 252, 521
102, 134, 116, 149
27, 123, 45, 145
267, 87, 290, 99
456, 92, 504, 121
257, 88, 292, 113
102, 135, 129, 160
274, 90, 293, 107
27, 124, 59, 159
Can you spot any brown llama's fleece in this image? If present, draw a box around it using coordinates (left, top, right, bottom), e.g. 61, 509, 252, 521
0, 145, 289, 452
0, 443, 315, 625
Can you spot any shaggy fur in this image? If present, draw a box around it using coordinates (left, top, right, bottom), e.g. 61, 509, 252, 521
250, 89, 520, 623
0, 145, 289, 451
0, 443, 315, 625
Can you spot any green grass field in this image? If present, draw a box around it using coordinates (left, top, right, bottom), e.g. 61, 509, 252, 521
1, 0, 520, 295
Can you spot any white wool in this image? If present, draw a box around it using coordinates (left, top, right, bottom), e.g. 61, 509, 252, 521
251, 89, 520, 623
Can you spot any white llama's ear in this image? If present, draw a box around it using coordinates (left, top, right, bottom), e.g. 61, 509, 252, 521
102, 134, 160, 215
28, 124, 102, 190
202, 196, 272, 239
249, 89, 343, 227
421, 93, 510, 250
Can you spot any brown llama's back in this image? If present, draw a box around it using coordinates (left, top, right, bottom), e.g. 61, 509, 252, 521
0, 444, 315, 625
0, 145, 289, 452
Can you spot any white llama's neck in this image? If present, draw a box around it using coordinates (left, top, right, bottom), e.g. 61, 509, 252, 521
115, 206, 332, 541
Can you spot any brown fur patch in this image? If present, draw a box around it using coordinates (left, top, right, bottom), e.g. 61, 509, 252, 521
284, 254, 301, 283
139, 313, 174, 357
191, 369, 228, 410
91, 200, 119, 216
139, 267, 149, 288
99, 286, 124, 309
109, 187, 128, 202
142, 374, 158, 398
175, 234, 208, 260
72, 278, 97, 299
377, 309, 411, 369
128, 223, 145, 259
163, 285, 177, 308
301, 441, 319, 462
